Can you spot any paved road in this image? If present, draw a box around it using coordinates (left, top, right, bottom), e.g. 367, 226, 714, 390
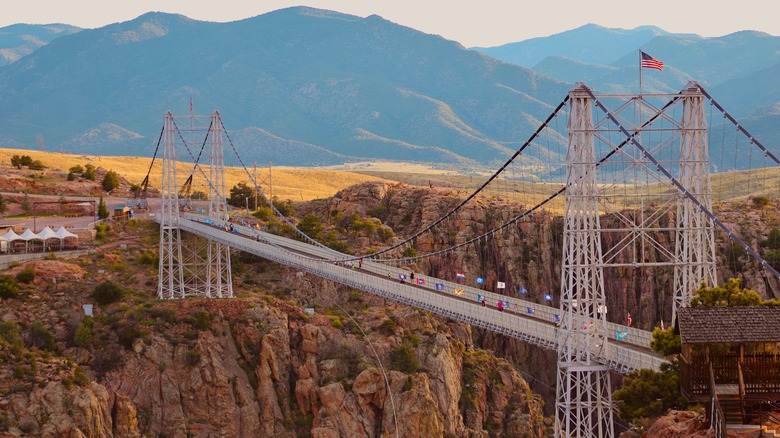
0, 192, 145, 231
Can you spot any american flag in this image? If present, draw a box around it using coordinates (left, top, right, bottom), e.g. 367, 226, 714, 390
641, 51, 664, 70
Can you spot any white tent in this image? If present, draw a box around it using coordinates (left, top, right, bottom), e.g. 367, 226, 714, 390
2, 229, 22, 252
0, 234, 7, 252
37, 226, 60, 251
54, 226, 79, 249
18, 228, 42, 241
54, 226, 78, 239
3, 229, 20, 240
18, 228, 43, 252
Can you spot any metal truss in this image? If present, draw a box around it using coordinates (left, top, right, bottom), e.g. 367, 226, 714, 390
158, 111, 233, 299
673, 84, 716, 321
555, 85, 614, 438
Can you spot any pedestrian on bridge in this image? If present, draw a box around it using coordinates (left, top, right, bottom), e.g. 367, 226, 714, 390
497, 301, 504, 312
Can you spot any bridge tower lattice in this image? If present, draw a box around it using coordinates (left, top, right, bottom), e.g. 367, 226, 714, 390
555, 85, 614, 438
673, 84, 717, 321
158, 111, 233, 299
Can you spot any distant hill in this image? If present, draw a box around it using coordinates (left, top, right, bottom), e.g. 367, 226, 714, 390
0, 23, 81, 65
477, 26, 780, 120
0, 8, 569, 167
473, 24, 669, 68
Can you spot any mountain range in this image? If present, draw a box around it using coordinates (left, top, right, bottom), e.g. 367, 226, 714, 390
0, 10, 778, 169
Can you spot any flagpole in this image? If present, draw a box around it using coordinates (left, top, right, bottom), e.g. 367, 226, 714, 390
638, 50, 643, 96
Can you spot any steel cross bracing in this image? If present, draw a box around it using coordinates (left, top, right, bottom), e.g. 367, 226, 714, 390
555, 87, 614, 438
157, 111, 233, 299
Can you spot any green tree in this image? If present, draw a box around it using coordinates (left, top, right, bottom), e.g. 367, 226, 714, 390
69, 165, 84, 174
613, 362, 687, 424
97, 196, 109, 219
690, 278, 762, 307
0, 194, 7, 214
650, 327, 681, 356
19, 155, 33, 166
10, 155, 22, 168
101, 170, 120, 192
67, 171, 76, 181
21, 193, 32, 213
228, 182, 255, 208
272, 198, 295, 217
297, 214, 323, 240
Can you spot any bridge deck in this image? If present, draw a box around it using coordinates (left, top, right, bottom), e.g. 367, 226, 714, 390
177, 215, 666, 373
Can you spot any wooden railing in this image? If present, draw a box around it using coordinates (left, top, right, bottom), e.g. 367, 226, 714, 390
710, 365, 727, 438
681, 353, 780, 397
741, 355, 780, 394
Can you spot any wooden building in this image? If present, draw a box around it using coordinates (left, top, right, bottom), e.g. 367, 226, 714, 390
677, 306, 780, 433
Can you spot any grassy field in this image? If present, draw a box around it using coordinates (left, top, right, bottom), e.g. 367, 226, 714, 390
1, 148, 777, 205
0, 149, 389, 201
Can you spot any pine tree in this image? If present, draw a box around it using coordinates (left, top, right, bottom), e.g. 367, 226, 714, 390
97, 196, 109, 219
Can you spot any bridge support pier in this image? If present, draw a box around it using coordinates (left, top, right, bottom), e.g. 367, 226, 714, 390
555, 85, 614, 438
673, 83, 717, 321
158, 111, 234, 299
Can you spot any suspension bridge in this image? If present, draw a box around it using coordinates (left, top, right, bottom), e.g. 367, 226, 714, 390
144, 81, 780, 437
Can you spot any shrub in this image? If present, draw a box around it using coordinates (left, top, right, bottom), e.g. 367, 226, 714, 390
93, 281, 124, 305
28, 160, 46, 170
69, 165, 84, 174
185, 348, 201, 366
752, 196, 770, 208
389, 344, 419, 373
73, 366, 90, 387
16, 267, 36, 284
377, 318, 398, 335
73, 316, 94, 348
26, 321, 55, 351
0, 275, 19, 299
402, 247, 417, 258
192, 310, 212, 330
0, 321, 24, 350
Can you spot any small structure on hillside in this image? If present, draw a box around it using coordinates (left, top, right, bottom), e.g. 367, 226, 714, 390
113, 205, 132, 221
677, 306, 780, 434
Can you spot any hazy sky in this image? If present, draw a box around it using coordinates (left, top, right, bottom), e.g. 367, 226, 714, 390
2, 0, 777, 47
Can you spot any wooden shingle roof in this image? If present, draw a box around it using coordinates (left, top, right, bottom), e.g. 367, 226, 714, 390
677, 306, 780, 344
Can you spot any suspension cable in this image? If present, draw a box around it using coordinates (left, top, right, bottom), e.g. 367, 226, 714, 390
696, 84, 780, 166
583, 84, 780, 281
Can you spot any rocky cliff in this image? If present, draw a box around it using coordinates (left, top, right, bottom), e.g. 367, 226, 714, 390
300, 181, 780, 411
0, 234, 546, 437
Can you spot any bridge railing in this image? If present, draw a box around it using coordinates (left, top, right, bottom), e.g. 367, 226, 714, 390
179, 216, 664, 373
187, 213, 653, 351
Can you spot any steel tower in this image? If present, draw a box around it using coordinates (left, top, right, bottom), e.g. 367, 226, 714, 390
555, 85, 614, 438
158, 111, 233, 299
673, 83, 717, 321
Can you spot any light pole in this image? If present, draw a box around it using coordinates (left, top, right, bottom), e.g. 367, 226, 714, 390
245, 197, 249, 215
